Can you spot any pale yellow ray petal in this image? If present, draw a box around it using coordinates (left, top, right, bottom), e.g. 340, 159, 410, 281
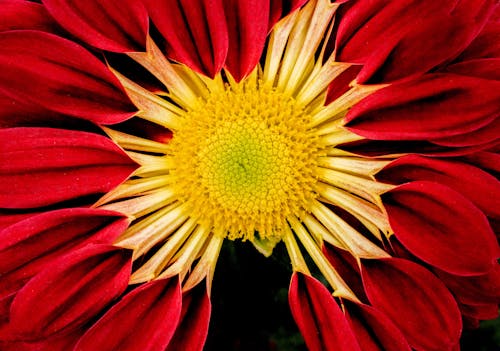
263, 11, 298, 85
183, 234, 224, 292
320, 127, 365, 146
129, 218, 197, 284
310, 84, 387, 127
318, 156, 391, 178
99, 189, 174, 219
317, 183, 391, 235
278, 0, 338, 93
94, 176, 171, 207
296, 62, 351, 106
128, 35, 199, 105
127, 152, 174, 177
110, 68, 184, 130
115, 203, 186, 250
309, 203, 390, 259
283, 224, 310, 275
159, 225, 210, 280
288, 216, 358, 301
316, 167, 394, 203
102, 127, 170, 154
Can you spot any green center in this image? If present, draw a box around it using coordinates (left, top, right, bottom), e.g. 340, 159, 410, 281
204, 126, 289, 206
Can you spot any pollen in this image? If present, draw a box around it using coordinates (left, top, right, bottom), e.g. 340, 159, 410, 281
168, 80, 323, 240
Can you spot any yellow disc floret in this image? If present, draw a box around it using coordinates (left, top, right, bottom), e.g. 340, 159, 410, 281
168, 80, 323, 240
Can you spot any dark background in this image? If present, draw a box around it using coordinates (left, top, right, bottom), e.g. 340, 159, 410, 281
205, 241, 500, 351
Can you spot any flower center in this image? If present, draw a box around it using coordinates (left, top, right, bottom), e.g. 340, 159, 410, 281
168, 81, 323, 240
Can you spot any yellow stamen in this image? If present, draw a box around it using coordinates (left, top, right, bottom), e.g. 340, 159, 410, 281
167, 79, 323, 240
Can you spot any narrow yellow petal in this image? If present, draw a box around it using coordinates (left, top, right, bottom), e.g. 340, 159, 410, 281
129, 218, 197, 284
288, 216, 358, 301
110, 68, 184, 130
102, 127, 170, 154
183, 235, 224, 292
128, 35, 199, 105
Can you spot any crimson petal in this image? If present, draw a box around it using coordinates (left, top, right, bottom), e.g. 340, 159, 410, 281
345, 74, 500, 140
383, 181, 498, 276
341, 139, 497, 158
445, 58, 500, 80
0, 211, 40, 231
9, 244, 132, 339
436, 266, 500, 306
361, 258, 462, 351
0, 31, 137, 124
0, 128, 138, 208
336, 0, 496, 83
322, 244, 367, 302
345, 302, 411, 351
145, 0, 228, 78
378, 155, 500, 218
289, 272, 361, 351
0, 208, 129, 299
430, 116, 500, 147
268, 0, 307, 29
74, 278, 182, 351
166, 283, 211, 351
0, 328, 82, 351
42, 0, 148, 52
0, 95, 95, 130
223, 0, 270, 81
0, 0, 59, 33
459, 301, 499, 320
462, 151, 500, 177
457, 11, 500, 61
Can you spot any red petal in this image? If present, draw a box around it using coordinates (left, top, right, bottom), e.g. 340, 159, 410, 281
0, 0, 59, 32
322, 244, 367, 302
336, 0, 496, 83
436, 266, 500, 306
42, 0, 148, 52
462, 151, 500, 176
0, 31, 137, 124
268, 0, 307, 30
0, 95, 95, 130
444, 59, 500, 80
145, 0, 228, 78
378, 155, 500, 218
0, 294, 15, 325
289, 272, 361, 351
223, 0, 270, 81
463, 316, 480, 330
0, 211, 40, 231
166, 283, 211, 351
457, 11, 500, 61
430, 116, 500, 147
340, 139, 497, 158
0, 328, 83, 351
9, 244, 132, 339
383, 181, 498, 276
361, 258, 462, 351
74, 278, 182, 351
459, 302, 499, 320
326, 65, 362, 104
345, 74, 500, 140
0, 208, 128, 299
0, 128, 137, 208
345, 302, 411, 351
117, 118, 173, 144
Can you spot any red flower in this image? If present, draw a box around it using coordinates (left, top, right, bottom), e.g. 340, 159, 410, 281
1, 0, 498, 350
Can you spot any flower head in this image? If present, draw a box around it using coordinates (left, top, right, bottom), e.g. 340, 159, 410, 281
0, 0, 499, 350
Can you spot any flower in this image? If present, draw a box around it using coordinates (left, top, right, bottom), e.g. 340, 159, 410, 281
0, 0, 499, 350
